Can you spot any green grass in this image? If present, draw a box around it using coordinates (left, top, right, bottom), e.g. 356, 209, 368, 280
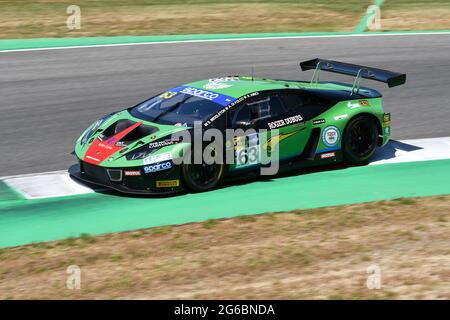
1, 0, 449, 39
0, 0, 372, 39
0, 0, 372, 13
57, 237, 77, 247
202, 219, 219, 229
110, 253, 124, 262
393, 197, 417, 205
0, 195, 448, 299
380, 0, 450, 31
79, 233, 97, 244
383, 0, 450, 9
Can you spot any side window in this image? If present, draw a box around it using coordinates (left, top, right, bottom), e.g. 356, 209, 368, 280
279, 93, 305, 113
279, 92, 330, 120
231, 95, 286, 125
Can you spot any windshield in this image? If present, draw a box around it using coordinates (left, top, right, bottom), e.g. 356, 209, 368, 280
129, 90, 224, 126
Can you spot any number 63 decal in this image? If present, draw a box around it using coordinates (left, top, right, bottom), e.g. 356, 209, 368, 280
235, 133, 260, 167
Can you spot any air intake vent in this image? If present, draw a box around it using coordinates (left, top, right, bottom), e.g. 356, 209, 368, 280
101, 120, 159, 145
107, 169, 123, 182
302, 128, 321, 161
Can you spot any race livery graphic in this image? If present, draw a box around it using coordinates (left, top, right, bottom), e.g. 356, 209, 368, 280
71, 58, 406, 195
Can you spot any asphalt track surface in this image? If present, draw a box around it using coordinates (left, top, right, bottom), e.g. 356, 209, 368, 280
1, 34, 450, 176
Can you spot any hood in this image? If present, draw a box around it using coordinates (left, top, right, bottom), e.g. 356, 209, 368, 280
75, 111, 190, 166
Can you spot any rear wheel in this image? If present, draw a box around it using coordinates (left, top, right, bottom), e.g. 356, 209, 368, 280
342, 115, 379, 164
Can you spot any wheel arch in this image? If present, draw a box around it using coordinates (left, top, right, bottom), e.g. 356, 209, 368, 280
344, 112, 383, 147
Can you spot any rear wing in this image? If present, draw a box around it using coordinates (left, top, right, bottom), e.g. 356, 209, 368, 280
300, 58, 406, 94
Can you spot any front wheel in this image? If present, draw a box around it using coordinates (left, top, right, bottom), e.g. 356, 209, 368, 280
181, 162, 225, 192
342, 115, 379, 164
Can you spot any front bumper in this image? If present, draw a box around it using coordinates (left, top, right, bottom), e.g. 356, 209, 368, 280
69, 160, 184, 195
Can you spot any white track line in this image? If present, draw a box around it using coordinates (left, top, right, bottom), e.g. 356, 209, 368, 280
0, 169, 67, 180
370, 137, 450, 165
3, 172, 95, 200
2, 137, 450, 200
1, 31, 450, 53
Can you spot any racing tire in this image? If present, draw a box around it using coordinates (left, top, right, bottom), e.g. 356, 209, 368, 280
342, 115, 379, 164
181, 147, 225, 192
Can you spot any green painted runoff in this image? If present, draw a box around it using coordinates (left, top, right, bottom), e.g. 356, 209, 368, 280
1, 159, 449, 248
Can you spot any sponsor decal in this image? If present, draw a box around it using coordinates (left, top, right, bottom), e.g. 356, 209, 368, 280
320, 152, 336, 159
347, 100, 370, 109
148, 139, 180, 150
159, 91, 177, 99
85, 155, 100, 162
204, 92, 259, 127
347, 101, 360, 109
268, 115, 303, 129
130, 139, 178, 161
203, 82, 231, 90
156, 180, 180, 188
98, 142, 113, 150
360, 100, 370, 107
143, 152, 172, 165
181, 87, 219, 101
169, 86, 236, 107
208, 76, 239, 83
322, 126, 340, 147
143, 161, 172, 174
262, 128, 304, 153
383, 113, 391, 128
115, 141, 127, 147
313, 119, 326, 125
124, 170, 141, 176
334, 114, 348, 121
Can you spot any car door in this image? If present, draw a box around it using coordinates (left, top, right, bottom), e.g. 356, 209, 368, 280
226, 94, 267, 170
275, 90, 334, 159
243, 90, 320, 162
227, 91, 307, 169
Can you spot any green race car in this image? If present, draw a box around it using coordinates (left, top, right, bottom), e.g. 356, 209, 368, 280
71, 58, 406, 195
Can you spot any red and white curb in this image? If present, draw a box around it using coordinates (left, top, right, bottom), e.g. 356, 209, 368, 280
1, 137, 450, 200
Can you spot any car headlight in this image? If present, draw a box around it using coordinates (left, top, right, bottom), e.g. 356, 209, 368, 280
126, 146, 160, 161
125, 137, 182, 161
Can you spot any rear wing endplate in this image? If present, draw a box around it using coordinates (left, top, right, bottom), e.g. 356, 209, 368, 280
300, 58, 406, 94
